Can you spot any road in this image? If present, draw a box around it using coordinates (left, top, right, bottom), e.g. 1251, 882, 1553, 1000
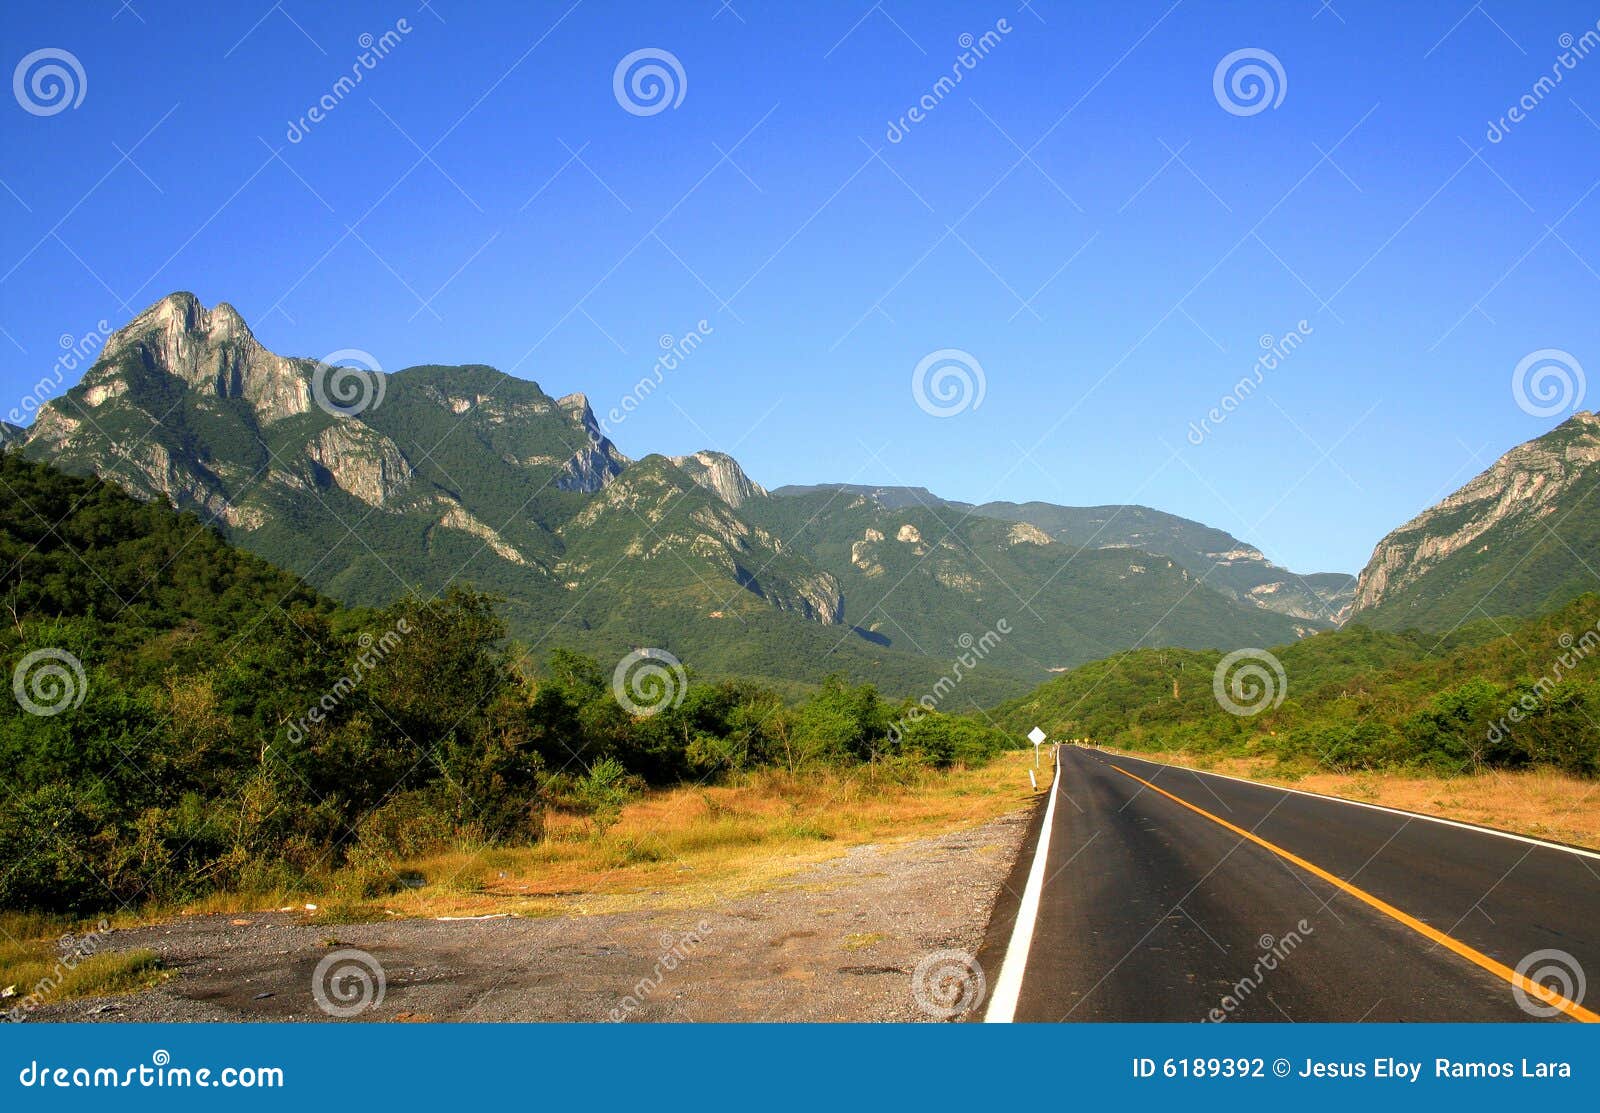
980, 746, 1600, 1023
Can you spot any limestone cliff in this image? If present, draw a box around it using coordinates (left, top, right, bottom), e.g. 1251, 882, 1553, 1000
1350, 412, 1600, 627
669, 450, 768, 509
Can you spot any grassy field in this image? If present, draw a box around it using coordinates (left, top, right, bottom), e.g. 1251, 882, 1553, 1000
1096, 746, 1600, 850
1, 913, 165, 1017
176, 750, 1051, 924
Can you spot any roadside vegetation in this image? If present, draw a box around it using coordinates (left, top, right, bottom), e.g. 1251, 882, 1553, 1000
0, 454, 1019, 916
997, 596, 1600, 779
183, 750, 1043, 923
0, 912, 165, 1015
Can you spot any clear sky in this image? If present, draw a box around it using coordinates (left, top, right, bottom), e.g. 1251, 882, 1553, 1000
2, 1, 1598, 575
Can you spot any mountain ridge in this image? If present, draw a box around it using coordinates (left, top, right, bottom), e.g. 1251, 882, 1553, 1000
1349, 411, 1600, 630
772, 484, 1355, 623
16, 292, 1588, 695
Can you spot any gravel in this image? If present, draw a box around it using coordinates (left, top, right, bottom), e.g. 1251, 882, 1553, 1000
25, 812, 1028, 1024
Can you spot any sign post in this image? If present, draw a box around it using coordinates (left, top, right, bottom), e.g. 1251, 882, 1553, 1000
1028, 726, 1047, 769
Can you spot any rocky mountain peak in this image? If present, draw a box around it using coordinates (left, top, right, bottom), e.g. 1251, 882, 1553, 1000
98, 292, 311, 423
556, 391, 592, 416
553, 392, 627, 493
1561, 409, 1600, 438
669, 450, 768, 509
111, 291, 256, 357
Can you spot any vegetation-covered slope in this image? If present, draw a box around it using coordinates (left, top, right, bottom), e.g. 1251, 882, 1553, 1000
995, 595, 1600, 777
772, 483, 1356, 623
0, 453, 1012, 913
745, 487, 1316, 672
17, 293, 1353, 700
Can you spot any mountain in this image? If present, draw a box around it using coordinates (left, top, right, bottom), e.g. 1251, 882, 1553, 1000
15, 292, 1331, 697
772, 483, 959, 511
774, 485, 1355, 623
745, 489, 1316, 674
1350, 412, 1600, 631
964, 502, 1355, 623
19, 296, 825, 627
0, 421, 22, 449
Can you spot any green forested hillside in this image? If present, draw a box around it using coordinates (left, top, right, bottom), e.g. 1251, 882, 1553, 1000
995, 598, 1600, 777
744, 488, 1315, 671
772, 484, 1356, 623
0, 453, 1011, 912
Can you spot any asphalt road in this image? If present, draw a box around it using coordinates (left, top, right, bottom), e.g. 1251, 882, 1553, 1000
981, 747, 1600, 1023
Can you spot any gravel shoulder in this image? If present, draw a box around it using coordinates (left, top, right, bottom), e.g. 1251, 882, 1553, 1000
27, 812, 1029, 1023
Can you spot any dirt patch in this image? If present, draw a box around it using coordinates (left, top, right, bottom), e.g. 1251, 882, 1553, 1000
25, 813, 1029, 1023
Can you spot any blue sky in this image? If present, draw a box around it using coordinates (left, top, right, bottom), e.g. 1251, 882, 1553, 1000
2, 0, 1598, 575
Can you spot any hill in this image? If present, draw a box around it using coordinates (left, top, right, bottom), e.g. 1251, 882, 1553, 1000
994, 594, 1600, 777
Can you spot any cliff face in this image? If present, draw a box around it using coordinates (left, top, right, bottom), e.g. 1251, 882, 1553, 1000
306, 423, 413, 508
1350, 412, 1600, 628
16, 297, 612, 563
556, 455, 844, 625
556, 393, 628, 492
669, 450, 768, 509
100, 292, 314, 421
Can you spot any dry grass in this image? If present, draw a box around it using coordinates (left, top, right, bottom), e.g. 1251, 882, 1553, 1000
189, 751, 1050, 924
842, 932, 890, 950
0, 913, 165, 1013
1099, 747, 1600, 849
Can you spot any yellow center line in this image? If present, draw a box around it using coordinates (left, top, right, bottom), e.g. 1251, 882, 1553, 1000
1108, 763, 1597, 1024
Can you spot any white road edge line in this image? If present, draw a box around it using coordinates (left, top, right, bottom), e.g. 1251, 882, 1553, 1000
984, 743, 1062, 1023
1108, 751, 1600, 862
